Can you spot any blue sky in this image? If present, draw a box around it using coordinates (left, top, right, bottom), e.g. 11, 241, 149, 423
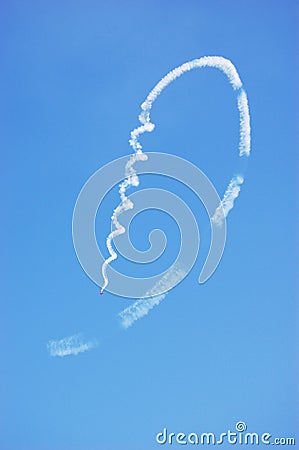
1, 1, 298, 449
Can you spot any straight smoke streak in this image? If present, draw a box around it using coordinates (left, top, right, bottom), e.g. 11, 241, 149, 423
237, 89, 251, 156
47, 333, 97, 357
119, 294, 166, 329
101, 56, 251, 293
211, 175, 244, 227
119, 266, 185, 329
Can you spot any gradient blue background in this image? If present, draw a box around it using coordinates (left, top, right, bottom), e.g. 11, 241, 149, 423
1, 1, 298, 449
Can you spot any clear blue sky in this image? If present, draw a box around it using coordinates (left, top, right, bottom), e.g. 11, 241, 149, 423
1, 1, 298, 449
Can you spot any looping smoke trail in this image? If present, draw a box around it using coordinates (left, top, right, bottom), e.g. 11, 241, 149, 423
101, 56, 251, 293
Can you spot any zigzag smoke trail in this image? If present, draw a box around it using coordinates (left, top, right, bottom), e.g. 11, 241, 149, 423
101, 56, 251, 293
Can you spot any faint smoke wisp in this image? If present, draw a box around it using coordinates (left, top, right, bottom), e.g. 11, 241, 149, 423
47, 333, 98, 357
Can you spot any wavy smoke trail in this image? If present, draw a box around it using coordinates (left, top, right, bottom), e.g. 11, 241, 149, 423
101, 56, 251, 293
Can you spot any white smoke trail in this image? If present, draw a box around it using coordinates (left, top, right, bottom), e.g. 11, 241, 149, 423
212, 175, 244, 227
118, 266, 185, 329
47, 333, 97, 357
101, 56, 251, 293
237, 89, 251, 157
119, 294, 166, 329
